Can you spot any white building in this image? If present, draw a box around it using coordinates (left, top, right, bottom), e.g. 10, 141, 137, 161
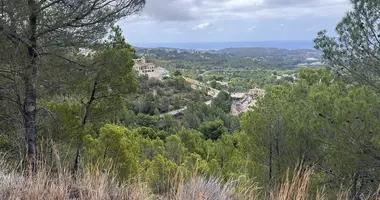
133, 57, 155, 75
133, 57, 170, 80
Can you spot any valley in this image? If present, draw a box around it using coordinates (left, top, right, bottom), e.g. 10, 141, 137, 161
2, 0, 380, 199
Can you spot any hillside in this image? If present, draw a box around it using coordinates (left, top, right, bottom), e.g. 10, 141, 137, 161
219, 47, 322, 59
2, 0, 380, 199
135, 47, 324, 69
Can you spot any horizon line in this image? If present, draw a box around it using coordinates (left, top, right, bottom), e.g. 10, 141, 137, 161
131, 40, 314, 45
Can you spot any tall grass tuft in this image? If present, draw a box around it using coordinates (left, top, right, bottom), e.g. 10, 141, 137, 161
173, 176, 236, 200
270, 167, 313, 200
0, 157, 152, 200
1, 155, 379, 200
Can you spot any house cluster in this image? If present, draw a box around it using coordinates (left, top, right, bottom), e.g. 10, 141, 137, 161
231, 88, 266, 116
248, 88, 266, 99
133, 57, 169, 80
296, 57, 325, 67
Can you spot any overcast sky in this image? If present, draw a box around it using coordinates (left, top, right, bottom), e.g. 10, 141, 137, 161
118, 0, 351, 44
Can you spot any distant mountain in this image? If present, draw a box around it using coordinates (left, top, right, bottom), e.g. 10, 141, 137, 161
135, 46, 324, 69
135, 46, 322, 61
132, 40, 315, 50
219, 47, 322, 59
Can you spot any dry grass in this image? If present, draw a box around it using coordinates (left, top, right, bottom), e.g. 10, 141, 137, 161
172, 176, 264, 200
1, 156, 378, 200
0, 158, 153, 200
270, 167, 313, 200
172, 176, 238, 200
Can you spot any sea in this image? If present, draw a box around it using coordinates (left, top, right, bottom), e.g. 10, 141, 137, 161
132, 40, 315, 50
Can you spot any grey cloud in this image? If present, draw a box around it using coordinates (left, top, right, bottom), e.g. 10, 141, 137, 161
263, 0, 348, 8
141, 0, 199, 21
264, 0, 312, 6
138, 0, 350, 21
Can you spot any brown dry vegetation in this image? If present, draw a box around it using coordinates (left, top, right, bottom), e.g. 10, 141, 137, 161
2, 156, 379, 200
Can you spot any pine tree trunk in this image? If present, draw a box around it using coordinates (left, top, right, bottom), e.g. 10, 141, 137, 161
24, 0, 38, 175
73, 105, 90, 175
73, 81, 97, 174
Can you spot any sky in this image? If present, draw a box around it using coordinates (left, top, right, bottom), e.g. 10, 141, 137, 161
118, 0, 351, 44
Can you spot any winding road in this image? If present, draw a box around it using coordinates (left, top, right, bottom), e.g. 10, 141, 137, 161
159, 77, 220, 118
